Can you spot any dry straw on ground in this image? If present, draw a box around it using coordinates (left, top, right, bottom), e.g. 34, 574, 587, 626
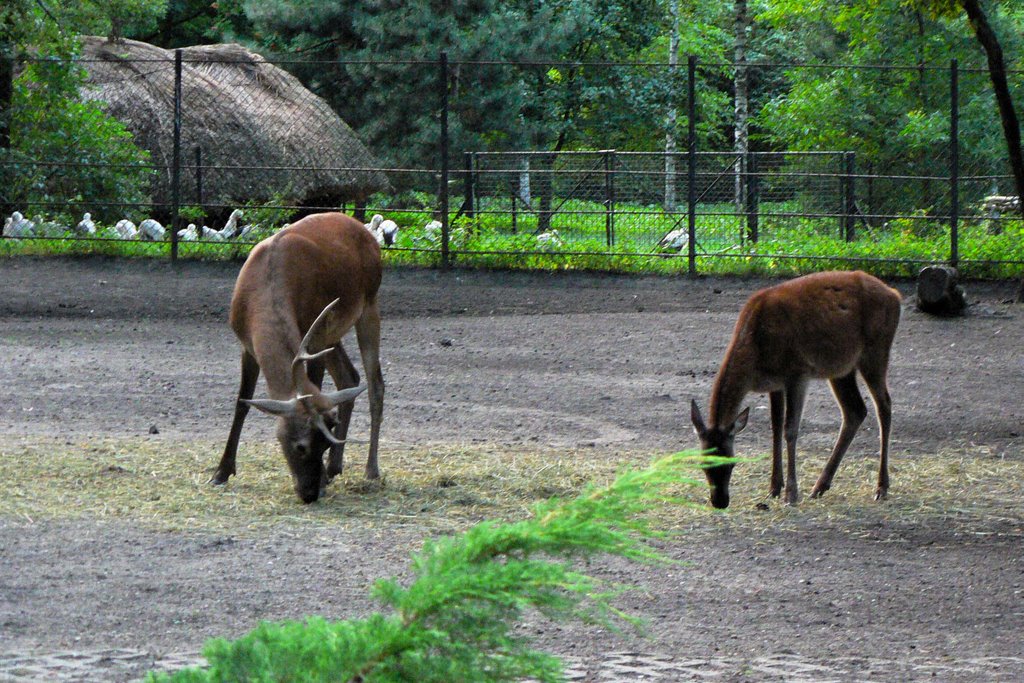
2, 436, 1022, 537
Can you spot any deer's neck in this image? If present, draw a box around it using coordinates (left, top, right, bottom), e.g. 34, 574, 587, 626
708, 348, 754, 430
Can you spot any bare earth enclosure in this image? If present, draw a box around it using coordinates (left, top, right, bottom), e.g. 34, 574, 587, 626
1, 257, 1022, 682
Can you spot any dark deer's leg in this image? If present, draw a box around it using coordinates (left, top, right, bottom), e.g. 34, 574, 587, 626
324, 343, 360, 480
355, 301, 384, 480
769, 390, 785, 498
810, 372, 867, 499
212, 350, 260, 484
859, 365, 892, 501
782, 380, 809, 505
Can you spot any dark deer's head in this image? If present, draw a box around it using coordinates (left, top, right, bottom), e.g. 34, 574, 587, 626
691, 400, 748, 509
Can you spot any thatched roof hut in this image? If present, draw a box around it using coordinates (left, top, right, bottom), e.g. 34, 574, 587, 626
78, 36, 390, 215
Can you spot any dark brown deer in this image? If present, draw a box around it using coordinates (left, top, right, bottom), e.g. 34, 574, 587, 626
211, 212, 384, 503
691, 271, 901, 509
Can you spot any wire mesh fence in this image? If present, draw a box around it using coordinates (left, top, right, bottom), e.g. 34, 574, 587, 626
0, 46, 1021, 277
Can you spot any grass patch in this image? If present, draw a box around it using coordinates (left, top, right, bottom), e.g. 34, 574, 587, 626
3, 204, 1021, 280
2, 436, 1022, 537
0, 437, 641, 534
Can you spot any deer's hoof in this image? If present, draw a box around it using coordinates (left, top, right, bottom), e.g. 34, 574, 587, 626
874, 487, 888, 501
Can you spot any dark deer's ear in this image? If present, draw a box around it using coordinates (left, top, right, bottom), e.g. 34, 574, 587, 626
690, 399, 708, 436
731, 407, 750, 435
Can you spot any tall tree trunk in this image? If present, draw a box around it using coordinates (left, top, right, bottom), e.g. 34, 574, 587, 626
958, 0, 1024, 301
0, 40, 14, 226
734, 0, 750, 218
664, 0, 680, 211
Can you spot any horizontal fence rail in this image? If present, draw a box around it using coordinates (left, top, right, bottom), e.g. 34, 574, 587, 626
0, 51, 1021, 279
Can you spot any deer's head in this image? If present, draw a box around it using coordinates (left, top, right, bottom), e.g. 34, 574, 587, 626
244, 299, 365, 503
247, 387, 364, 503
691, 400, 748, 509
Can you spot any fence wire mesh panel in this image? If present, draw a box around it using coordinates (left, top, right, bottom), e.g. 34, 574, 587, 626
0, 50, 1021, 277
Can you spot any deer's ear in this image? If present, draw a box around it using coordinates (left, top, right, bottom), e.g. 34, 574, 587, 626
731, 407, 750, 435
690, 399, 708, 436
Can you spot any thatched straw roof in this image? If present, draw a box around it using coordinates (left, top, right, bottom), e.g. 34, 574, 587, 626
78, 36, 390, 213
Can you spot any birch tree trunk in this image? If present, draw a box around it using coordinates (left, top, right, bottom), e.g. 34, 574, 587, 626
664, 0, 680, 211
734, 0, 750, 219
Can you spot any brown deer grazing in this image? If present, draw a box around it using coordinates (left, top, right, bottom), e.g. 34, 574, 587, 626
691, 270, 901, 509
211, 212, 384, 503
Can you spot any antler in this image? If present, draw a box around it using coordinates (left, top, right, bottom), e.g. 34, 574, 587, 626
245, 298, 367, 427
290, 298, 343, 394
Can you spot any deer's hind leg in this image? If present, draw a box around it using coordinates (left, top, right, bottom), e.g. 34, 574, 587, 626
810, 372, 867, 499
769, 390, 785, 498
323, 343, 361, 480
355, 300, 384, 480
859, 363, 893, 501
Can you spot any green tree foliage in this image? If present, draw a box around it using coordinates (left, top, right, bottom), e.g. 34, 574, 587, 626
240, 1, 670, 169
6, 57, 154, 221
0, 1, 164, 221
140, 0, 241, 48
147, 452, 717, 683
756, 0, 1023, 201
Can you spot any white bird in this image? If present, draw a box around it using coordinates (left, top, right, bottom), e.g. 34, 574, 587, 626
113, 219, 138, 239
423, 220, 443, 239
219, 209, 243, 239
363, 214, 400, 246
372, 219, 395, 245
200, 225, 226, 241
177, 223, 199, 241
656, 228, 689, 253
76, 213, 96, 236
536, 229, 564, 251
4, 211, 34, 237
138, 218, 165, 241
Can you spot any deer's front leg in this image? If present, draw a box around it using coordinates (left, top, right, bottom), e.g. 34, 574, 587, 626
212, 350, 260, 485
783, 381, 809, 506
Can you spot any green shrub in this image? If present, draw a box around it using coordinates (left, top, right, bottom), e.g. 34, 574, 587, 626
3, 53, 154, 222
148, 451, 719, 683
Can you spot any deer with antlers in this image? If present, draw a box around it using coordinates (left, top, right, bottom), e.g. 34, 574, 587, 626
691, 270, 901, 509
211, 212, 384, 503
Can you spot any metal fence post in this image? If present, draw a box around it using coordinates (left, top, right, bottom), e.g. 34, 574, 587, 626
604, 150, 615, 247
194, 146, 203, 210
439, 51, 450, 270
170, 48, 183, 262
464, 151, 475, 224
745, 151, 758, 243
844, 151, 856, 242
950, 58, 960, 269
686, 55, 697, 277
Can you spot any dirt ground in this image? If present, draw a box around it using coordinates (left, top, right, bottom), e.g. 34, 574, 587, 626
1, 256, 1022, 682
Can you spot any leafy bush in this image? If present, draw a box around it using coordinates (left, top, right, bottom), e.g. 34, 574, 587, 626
3, 53, 154, 223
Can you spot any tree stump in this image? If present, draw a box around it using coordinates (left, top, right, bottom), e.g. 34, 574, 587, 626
916, 265, 967, 316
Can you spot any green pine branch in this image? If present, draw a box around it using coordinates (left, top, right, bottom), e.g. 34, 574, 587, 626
149, 450, 719, 683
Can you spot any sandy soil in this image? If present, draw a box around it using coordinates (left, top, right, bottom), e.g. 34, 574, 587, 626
0, 256, 1022, 681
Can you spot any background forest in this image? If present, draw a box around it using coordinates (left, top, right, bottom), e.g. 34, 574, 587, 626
2, 0, 1022, 182
1, 1, 1022, 280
